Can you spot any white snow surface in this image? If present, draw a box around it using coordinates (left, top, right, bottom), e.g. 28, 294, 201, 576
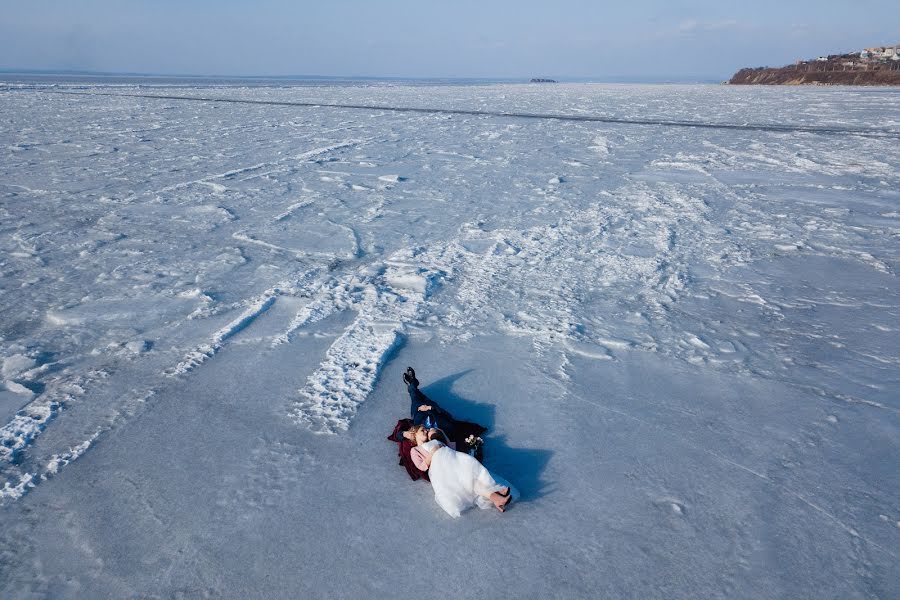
1, 80, 898, 598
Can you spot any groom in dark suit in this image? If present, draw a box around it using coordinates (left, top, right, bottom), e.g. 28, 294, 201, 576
387, 367, 487, 480
403, 367, 455, 437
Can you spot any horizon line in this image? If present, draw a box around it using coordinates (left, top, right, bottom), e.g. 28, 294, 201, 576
0, 67, 729, 84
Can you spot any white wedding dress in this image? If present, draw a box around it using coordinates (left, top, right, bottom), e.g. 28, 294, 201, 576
420, 440, 518, 518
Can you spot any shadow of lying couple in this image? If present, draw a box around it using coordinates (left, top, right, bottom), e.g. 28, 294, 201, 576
420, 369, 554, 502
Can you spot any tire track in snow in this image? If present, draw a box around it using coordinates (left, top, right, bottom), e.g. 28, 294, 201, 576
287, 251, 451, 432
169, 290, 279, 376
4, 280, 297, 500
0, 367, 142, 501
2, 388, 156, 501
1, 371, 94, 500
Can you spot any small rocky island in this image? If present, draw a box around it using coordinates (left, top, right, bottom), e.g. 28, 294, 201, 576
729, 45, 900, 85
530, 78, 557, 83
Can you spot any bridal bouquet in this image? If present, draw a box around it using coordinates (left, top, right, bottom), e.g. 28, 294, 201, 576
465, 435, 484, 456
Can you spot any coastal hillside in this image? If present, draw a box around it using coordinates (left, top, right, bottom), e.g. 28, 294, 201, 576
729, 45, 900, 85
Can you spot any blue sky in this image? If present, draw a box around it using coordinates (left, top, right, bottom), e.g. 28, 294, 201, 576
2, 1, 898, 80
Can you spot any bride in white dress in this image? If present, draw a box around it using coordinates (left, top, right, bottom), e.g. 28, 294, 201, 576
411, 427, 517, 518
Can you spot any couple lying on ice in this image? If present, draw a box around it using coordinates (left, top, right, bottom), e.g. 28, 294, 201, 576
387, 367, 518, 517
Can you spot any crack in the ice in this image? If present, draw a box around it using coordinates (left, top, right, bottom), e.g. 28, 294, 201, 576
38, 90, 900, 139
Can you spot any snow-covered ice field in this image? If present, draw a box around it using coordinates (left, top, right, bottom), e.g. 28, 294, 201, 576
1, 80, 898, 598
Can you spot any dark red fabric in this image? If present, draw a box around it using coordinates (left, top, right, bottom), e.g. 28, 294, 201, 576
388, 418, 489, 481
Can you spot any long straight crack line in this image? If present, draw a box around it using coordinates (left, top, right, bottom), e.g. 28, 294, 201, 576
29, 89, 900, 139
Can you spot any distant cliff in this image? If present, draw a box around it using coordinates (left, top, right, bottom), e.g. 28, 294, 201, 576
729, 46, 900, 86
729, 68, 900, 86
